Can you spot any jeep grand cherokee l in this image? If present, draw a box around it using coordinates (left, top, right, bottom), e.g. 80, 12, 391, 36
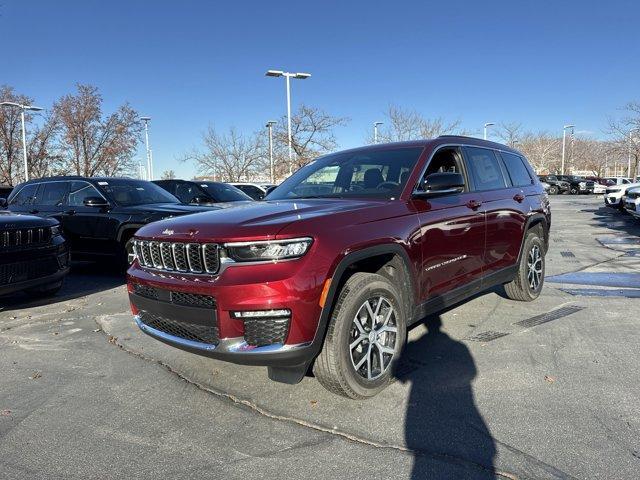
1, 211, 69, 298
6, 177, 216, 266
127, 137, 550, 398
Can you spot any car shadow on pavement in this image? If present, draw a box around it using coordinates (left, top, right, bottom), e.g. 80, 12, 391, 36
587, 204, 640, 237
0, 261, 125, 312
396, 315, 497, 479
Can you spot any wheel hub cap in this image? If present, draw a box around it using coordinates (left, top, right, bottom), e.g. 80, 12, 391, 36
527, 244, 543, 291
349, 296, 398, 381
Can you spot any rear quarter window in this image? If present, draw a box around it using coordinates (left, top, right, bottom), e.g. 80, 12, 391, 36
501, 152, 533, 187
464, 147, 507, 191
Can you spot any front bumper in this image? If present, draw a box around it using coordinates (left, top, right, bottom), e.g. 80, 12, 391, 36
0, 240, 69, 296
126, 256, 326, 367
624, 199, 640, 216
604, 194, 623, 207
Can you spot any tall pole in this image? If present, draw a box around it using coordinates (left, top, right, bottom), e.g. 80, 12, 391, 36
285, 74, 293, 175
266, 121, 276, 184
142, 117, 152, 180
483, 122, 494, 140
561, 129, 567, 175
373, 121, 383, 143
20, 109, 28, 181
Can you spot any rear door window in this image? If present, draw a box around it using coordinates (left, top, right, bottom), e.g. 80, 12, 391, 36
39, 182, 69, 206
500, 152, 533, 187
464, 147, 507, 191
67, 181, 104, 207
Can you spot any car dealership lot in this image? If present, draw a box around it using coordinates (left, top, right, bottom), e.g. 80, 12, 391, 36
1, 195, 639, 479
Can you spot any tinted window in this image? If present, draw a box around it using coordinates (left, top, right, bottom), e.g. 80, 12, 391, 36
464, 147, 507, 191
95, 179, 179, 206
67, 181, 105, 207
200, 182, 252, 202
40, 182, 68, 206
501, 153, 532, 187
268, 147, 423, 200
235, 185, 265, 200
174, 182, 207, 203
9, 183, 39, 206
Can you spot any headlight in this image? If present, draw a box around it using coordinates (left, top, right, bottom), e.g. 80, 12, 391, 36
51, 225, 61, 237
579, 182, 586, 187
224, 237, 313, 262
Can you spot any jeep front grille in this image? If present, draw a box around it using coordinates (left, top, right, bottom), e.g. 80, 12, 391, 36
1, 227, 51, 248
134, 240, 220, 274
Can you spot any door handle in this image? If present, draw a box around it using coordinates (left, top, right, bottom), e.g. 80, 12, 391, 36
513, 193, 525, 203
29, 209, 39, 214
466, 199, 482, 210
65, 209, 76, 215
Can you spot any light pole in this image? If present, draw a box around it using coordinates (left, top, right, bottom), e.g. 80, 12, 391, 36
561, 124, 574, 175
0, 102, 43, 181
483, 122, 495, 140
266, 120, 277, 184
141, 117, 152, 180
265, 69, 311, 175
628, 128, 640, 178
373, 121, 383, 143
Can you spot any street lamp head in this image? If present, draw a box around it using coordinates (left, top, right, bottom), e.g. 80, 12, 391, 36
141, 116, 151, 121
563, 124, 575, 129
484, 122, 495, 127
294, 72, 311, 79
374, 121, 383, 127
266, 120, 277, 127
265, 70, 284, 77
26, 106, 43, 112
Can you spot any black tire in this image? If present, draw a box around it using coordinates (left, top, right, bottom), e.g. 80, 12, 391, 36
549, 185, 559, 195
119, 236, 136, 271
313, 272, 406, 399
26, 279, 64, 298
504, 230, 545, 302
570, 187, 578, 195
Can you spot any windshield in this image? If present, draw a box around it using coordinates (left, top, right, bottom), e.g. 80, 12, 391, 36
96, 179, 180, 206
200, 182, 253, 202
267, 147, 424, 200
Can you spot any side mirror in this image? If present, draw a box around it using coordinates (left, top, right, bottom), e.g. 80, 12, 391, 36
0, 198, 7, 209
264, 186, 277, 196
414, 172, 465, 197
83, 196, 110, 208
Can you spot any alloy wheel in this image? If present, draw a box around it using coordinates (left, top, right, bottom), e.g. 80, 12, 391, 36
527, 244, 543, 291
349, 296, 398, 380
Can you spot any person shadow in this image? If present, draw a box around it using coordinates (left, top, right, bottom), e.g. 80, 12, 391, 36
396, 314, 498, 479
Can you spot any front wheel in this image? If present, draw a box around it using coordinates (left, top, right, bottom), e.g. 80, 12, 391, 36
549, 185, 559, 195
504, 230, 545, 301
313, 272, 406, 399
570, 187, 578, 195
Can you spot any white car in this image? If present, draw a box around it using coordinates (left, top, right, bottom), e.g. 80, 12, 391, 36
593, 183, 607, 194
604, 182, 640, 210
229, 182, 269, 200
604, 177, 633, 185
623, 187, 640, 218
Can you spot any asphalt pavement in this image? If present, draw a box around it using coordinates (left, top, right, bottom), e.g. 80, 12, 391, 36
1, 195, 639, 479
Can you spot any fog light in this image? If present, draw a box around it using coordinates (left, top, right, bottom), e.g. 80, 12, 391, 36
231, 309, 291, 319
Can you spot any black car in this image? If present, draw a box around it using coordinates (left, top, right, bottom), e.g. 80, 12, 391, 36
538, 175, 570, 195
153, 179, 253, 205
556, 175, 595, 194
4, 177, 216, 266
0, 211, 69, 298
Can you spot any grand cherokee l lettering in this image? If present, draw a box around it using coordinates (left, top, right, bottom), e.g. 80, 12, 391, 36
127, 137, 551, 398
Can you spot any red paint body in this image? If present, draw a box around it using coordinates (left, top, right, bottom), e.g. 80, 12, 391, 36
127, 137, 550, 367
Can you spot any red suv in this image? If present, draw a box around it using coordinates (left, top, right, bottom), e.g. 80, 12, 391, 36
127, 137, 550, 398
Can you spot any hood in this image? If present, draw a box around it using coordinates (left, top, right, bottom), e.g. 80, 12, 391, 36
115, 203, 219, 215
135, 198, 400, 242
0, 211, 58, 228
188, 200, 253, 208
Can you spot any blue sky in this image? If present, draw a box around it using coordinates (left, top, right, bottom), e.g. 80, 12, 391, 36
2, 0, 638, 178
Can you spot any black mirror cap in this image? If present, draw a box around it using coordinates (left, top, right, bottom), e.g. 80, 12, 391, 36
414, 172, 465, 197
83, 196, 110, 208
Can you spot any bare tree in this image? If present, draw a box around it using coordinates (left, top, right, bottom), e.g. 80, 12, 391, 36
184, 126, 265, 182
607, 101, 640, 179
54, 84, 143, 177
0, 86, 34, 185
161, 169, 176, 180
496, 122, 523, 147
26, 111, 62, 179
272, 105, 348, 172
371, 105, 463, 144
517, 132, 561, 173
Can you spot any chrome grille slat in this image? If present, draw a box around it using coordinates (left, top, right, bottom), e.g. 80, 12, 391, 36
135, 240, 219, 275
1, 227, 50, 247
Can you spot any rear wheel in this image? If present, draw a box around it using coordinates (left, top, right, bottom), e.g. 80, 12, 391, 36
570, 186, 578, 195
504, 230, 545, 302
549, 185, 559, 195
313, 272, 406, 399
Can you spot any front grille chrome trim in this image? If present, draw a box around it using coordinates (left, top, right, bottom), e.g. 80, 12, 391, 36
135, 240, 220, 275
